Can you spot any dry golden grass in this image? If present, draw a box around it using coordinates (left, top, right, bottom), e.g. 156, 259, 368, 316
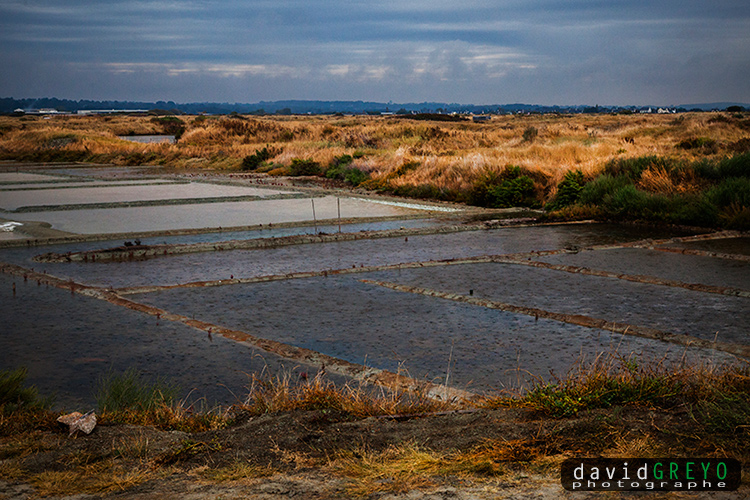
193, 461, 276, 483
238, 372, 454, 419
28, 461, 154, 496
2, 112, 747, 203
328, 438, 553, 496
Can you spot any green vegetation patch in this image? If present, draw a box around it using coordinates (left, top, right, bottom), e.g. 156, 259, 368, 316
549, 151, 750, 229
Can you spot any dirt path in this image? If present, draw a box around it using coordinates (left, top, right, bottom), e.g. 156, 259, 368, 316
1, 406, 747, 499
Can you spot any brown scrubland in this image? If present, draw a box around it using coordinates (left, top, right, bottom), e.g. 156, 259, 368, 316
1, 112, 748, 205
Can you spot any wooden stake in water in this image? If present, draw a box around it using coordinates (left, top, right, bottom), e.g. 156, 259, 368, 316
337, 197, 341, 233
311, 197, 318, 234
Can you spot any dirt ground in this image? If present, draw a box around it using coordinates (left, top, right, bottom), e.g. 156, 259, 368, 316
1, 405, 747, 499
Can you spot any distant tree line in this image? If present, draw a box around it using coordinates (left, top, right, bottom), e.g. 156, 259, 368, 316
1, 97, 747, 116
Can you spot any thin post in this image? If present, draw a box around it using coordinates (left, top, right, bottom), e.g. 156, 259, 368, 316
311, 197, 318, 234
337, 197, 341, 233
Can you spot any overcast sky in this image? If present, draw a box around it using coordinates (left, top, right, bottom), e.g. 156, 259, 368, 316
1, 0, 748, 105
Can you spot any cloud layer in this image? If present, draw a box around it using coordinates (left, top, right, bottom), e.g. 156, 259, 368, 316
1, 0, 748, 104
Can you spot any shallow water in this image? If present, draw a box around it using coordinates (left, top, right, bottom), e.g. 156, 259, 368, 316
7, 195, 422, 234
118, 135, 175, 144
132, 274, 737, 394
663, 236, 750, 256
0, 274, 334, 409
0, 224, 692, 288
0, 172, 73, 183
538, 247, 750, 291
1, 181, 290, 210
367, 262, 750, 345
1, 179, 181, 190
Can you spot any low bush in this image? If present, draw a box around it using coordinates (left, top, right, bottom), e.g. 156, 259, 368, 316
0, 368, 48, 414
241, 146, 276, 171
676, 137, 718, 153
468, 165, 541, 208
705, 176, 750, 209
546, 169, 586, 210
577, 174, 632, 206
603, 156, 679, 181
288, 158, 321, 176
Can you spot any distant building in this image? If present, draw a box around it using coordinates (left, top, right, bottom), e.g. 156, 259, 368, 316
472, 115, 491, 122
77, 109, 148, 115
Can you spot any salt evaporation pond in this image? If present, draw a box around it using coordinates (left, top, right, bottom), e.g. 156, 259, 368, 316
662, 236, 750, 257
0, 181, 290, 210
0, 172, 70, 183
538, 247, 750, 291
118, 135, 175, 144
0, 273, 337, 410
6, 195, 425, 234
366, 262, 750, 345
1, 179, 181, 190
2, 224, 693, 288
131, 274, 737, 394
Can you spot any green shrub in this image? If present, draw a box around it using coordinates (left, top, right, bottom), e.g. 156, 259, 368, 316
716, 152, 750, 178
324, 154, 353, 179
547, 169, 585, 210
487, 175, 537, 208
578, 174, 632, 205
706, 177, 750, 208
151, 116, 185, 138
400, 183, 458, 201
324, 154, 370, 186
467, 171, 502, 207
344, 168, 369, 186
241, 146, 275, 171
603, 156, 679, 180
467, 166, 541, 208
288, 158, 321, 176
670, 194, 718, 227
677, 137, 718, 152
0, 368, 48, 414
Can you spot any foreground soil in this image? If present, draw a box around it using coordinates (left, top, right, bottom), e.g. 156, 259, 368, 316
1, 405, 747, 499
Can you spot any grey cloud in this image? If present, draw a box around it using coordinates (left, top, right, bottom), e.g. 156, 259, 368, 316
0, 0, 747, 104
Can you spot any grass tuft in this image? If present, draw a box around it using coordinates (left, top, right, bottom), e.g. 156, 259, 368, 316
95, 368, 225, 432
237, 372, 451, 419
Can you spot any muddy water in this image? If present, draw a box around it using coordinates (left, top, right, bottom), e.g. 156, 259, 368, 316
538, 248, 750, 291
0, 274, 331, 409
367, 262, 749, 345
663, 236, 750, 256
0, 224, 692, 288
132, 274, 736, 394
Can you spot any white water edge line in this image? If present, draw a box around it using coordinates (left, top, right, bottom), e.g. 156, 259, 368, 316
352, 198, 460, 212
0, 221, 23, 231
